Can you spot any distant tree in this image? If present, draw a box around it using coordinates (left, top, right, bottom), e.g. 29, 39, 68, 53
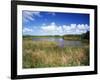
81, 31, 90, 40
54, 35, 61, 37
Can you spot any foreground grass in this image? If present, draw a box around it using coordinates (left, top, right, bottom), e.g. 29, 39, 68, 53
23, 39, 89, 68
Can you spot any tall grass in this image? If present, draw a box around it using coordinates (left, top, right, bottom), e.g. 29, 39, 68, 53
23, 39, 89, 68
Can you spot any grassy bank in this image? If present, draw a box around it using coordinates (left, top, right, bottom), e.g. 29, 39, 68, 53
23, 35, 62, 39
22, 39, 89, 68
63, 35, 81, 40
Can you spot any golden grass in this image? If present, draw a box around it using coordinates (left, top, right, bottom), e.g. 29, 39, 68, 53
23, 39, 89, 68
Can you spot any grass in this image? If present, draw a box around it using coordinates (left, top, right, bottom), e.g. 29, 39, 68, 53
22, 38, 89, 68
63, 35, 81, 40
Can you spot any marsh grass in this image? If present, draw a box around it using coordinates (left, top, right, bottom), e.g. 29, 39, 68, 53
23, 39, 89, 68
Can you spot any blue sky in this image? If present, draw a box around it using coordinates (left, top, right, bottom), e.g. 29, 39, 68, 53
22, 10, 90, 35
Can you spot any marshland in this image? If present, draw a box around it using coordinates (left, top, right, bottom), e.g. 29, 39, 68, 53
22, 31, 89, 68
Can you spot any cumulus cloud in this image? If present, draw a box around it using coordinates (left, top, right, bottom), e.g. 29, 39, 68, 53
23, 22, 89, 35
23, 11, 41, 23
41, 22, 89, 35
23, 27, 33, 33
41, 22, 63, 34
41, 22, 56, 32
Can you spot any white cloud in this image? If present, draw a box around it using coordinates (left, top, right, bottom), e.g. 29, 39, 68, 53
41, 22, 57, 32
56, 26, 63, 33
77, 24, 86, 30
31, 12, 41, 17
70, 24, 77, 29
23, 27, 33, 33
41, 22, 89, 35
23, 22, 89, 35
62, 25, 71, 31
23, 11, 41, 23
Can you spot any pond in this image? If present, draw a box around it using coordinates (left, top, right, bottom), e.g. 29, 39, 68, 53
32, 38, 84, 47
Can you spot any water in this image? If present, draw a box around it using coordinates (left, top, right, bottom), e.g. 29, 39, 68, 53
32, 38, 83, 47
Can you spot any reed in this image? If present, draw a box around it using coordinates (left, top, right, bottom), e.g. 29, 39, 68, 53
23, 39, 89, 68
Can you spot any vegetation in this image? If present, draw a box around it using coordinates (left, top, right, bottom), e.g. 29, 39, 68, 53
23, 31, 90, 41
63, 35, 81, 40
22, 31, 89, 68
23, 35, 62, 39
81, 31, 89, 40
23, 39, 89, 68
63, 31, 90, 41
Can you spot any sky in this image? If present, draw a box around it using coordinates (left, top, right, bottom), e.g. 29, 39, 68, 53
22, 10, 90, 36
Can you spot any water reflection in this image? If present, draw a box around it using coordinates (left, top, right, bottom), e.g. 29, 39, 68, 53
32, 38, 83, 47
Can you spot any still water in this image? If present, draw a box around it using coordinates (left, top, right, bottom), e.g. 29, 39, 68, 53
32, 38, 83, 47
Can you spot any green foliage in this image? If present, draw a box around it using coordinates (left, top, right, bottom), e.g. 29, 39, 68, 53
23, 35, 62, 39
82, 31, 89, 39
63, 35, 81, 40
62, 31, 90, 42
